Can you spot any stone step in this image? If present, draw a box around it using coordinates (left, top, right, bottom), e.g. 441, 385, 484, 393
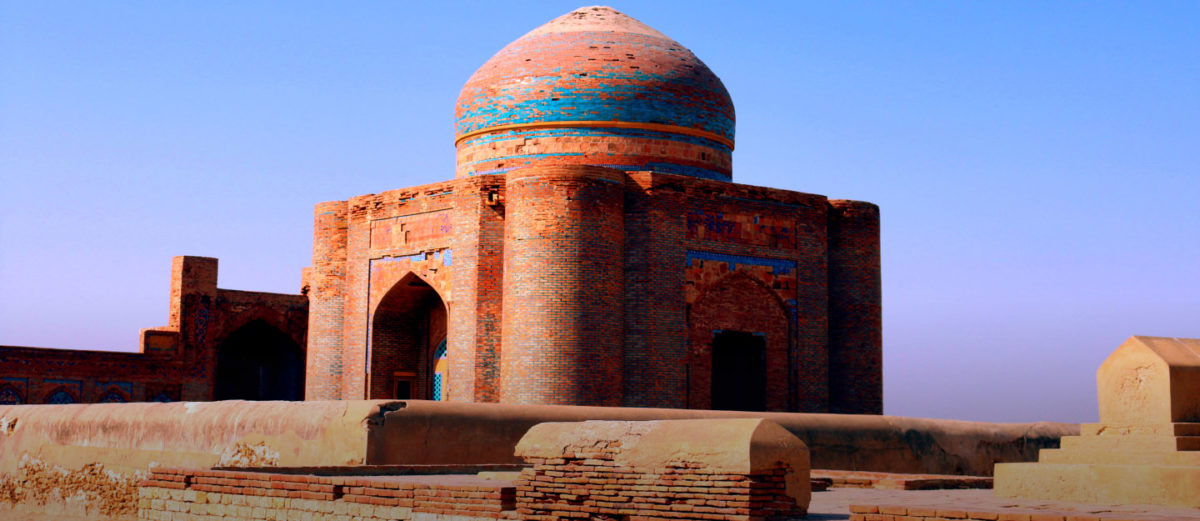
1059, 434, 1200, 452
1080, 422, 1200, 437
995, 461, 1200, 508
1039, 447, 1200, 466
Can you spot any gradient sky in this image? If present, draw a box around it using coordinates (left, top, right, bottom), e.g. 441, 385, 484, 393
2, 2, 1197, 423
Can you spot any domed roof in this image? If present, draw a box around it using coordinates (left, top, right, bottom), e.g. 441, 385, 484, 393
455, 6, 735, 150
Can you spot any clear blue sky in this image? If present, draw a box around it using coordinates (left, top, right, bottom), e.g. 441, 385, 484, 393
2, 2, 1197, 423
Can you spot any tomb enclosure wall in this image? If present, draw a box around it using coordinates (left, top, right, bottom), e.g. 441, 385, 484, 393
0, 256, 307, 405
369, 400, 1076, 476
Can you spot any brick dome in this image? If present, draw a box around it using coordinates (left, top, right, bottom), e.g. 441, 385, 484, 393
454, 6, 736, 180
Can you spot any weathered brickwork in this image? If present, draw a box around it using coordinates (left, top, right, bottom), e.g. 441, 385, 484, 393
513, 419, 810, 521
0, 256, 307, 404
138, 468, 517, 521
304, 6, 882, 413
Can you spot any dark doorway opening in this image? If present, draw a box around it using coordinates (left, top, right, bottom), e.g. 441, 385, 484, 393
711, 330, 767, 411
214, 320, 305, 401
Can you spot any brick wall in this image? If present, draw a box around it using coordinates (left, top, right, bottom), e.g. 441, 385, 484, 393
500, 166, 626, 406
306, 201, 349, 400
0, 256, 307, 404
138, 468, 517, 521
303, 168, 881, 413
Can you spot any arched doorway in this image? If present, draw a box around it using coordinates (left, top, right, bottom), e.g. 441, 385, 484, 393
213, 320, 305, 400
688, 273, 791, 411
370, 273, 447, 400
0, 385, 21, 405
711, 330, 768, 411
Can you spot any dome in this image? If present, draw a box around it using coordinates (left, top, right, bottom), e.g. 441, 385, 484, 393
454, 6, 736, 180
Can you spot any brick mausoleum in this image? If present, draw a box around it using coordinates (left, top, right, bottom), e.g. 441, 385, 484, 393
0, 6, 881, 414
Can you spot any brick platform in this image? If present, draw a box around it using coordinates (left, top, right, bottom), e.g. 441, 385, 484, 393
138, 468, 517, 521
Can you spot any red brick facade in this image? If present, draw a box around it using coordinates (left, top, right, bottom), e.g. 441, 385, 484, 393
304, 168, 881, 413
0, 256, 308, 404
303, 7, 883, 413
2, 7, 880, 414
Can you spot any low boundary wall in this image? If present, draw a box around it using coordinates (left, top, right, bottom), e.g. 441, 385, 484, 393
371, 401, 1077, 476
0, 400, 1075, 519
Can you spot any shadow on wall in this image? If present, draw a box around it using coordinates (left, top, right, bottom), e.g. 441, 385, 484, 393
214, 319, 305, 401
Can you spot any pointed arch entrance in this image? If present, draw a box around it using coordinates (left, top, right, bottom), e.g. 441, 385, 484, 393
213, 319, 305, 401
688, 272, 791, 411
370, 273, 448, 400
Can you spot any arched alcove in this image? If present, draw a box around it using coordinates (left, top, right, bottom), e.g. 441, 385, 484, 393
0, 385, 22, 405
213, 319, 305, 401
688, 273, 791, 411
98, 387, 129, 403
44, 387, 77, 404
370, 273, 448, 400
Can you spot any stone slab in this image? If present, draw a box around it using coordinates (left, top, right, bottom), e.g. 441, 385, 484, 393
1038, 446, 1200, 466
994, 461, 1200, 508
1080, 421, 1200, 437
1058, 433, 1200, 451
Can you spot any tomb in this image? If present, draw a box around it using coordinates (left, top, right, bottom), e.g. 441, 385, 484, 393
994, 335, 1200, 507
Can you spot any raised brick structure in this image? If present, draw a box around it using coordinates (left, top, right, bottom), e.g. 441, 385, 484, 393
305, 6, 882, 413
512, 419, 810, 521
0, 256, 308, 404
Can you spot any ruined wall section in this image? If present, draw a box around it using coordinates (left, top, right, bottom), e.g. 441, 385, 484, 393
0, 256, 307, 405
0, 346, 182, 404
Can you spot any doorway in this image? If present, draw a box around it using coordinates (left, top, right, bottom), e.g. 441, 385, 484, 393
710, 330, 767, 411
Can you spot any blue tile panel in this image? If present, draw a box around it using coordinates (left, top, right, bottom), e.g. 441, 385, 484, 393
684, 250, 796, 276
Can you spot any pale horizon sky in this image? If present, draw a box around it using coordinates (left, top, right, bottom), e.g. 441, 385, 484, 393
2, 2, 1197, 424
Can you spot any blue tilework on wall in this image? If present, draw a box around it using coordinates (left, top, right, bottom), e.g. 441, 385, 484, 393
685, 250, 795, 275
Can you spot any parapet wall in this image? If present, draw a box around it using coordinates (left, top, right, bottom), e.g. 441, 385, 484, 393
0, 399, 1075, 519
370, 401, 1075, 476
0, 400, 397, 519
